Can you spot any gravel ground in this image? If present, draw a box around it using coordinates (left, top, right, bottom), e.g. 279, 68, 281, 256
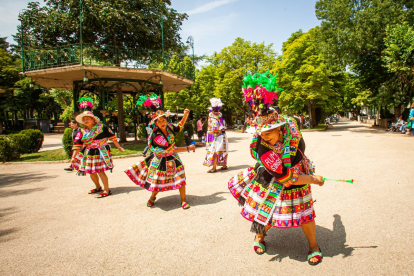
1, 119, 413, 275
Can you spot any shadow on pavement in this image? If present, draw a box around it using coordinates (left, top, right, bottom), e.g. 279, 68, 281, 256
228, 137, 249, 143
0, 188, 46, 198
266, 214, 377, 262
110, 186, 144, 195
226, 164, 251, 172
0, 207, 19, 243
0, 172, 57, 188
152, 192, 227, 211
327, 121, 386, 135
0, 172, 55, 198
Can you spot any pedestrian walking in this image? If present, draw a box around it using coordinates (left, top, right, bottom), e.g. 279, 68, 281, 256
197, 116, 204, 141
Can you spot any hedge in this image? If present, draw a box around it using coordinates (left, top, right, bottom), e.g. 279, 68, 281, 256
8, 133, 32, 154
20, 129, 44, 153
0, 136, 20, 162
0, 129, 44, 162
62, 128, 73, 158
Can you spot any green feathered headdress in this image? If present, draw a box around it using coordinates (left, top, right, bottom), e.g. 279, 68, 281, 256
78, 97, 94, 111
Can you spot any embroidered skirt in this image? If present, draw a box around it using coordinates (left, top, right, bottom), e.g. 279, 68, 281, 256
73, 145, 113, 175
228, 166, 315, 230
203, 134, 228, 167
125, 154, 186, 192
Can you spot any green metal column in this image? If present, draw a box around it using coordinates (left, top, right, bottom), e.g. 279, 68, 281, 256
101, 85, 106, 125
80, 0, 84, 65
73, 82, 79, 114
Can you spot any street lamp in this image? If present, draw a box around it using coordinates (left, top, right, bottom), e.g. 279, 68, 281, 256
19, 9, 27, 73
186, 36, 195, 79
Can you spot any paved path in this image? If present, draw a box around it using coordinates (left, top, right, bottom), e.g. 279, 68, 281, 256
1, 120, 413, 275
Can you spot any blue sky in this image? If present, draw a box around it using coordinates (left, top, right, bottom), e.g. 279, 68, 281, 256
1, 0, 320, 57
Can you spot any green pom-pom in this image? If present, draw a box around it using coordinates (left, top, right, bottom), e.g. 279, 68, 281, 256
78, 96, 93, 104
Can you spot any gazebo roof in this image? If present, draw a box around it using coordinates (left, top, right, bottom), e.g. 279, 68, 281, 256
24, 65, 193, 92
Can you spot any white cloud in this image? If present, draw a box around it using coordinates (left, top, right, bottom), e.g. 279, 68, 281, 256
186, 0, 238, 15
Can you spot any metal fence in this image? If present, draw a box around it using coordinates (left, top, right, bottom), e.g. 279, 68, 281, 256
22, 43, 194, 80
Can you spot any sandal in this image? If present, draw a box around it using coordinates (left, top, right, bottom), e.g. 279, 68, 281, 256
207, 169, 217, 173
147, 198, 156, 207
307, 247, 323, 266
96, 190, 112, 198
220, 166, 228, 170
253, 241, 266, 255
181, 202, 190, 210
88, 187, 103, 194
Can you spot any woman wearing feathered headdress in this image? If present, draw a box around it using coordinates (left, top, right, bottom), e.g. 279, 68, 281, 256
124, 93, 195, 210
228, 72, 325, 265
71, 97, 125, 198
203, 98, 229, 172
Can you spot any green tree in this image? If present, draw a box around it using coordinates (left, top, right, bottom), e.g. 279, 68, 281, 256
272, 28, 341, 125
165, 38, 277, 124
0, 37, 22, 133
383, 22, 414, 105
315, 0, 414, 116
210, 38, 277, 124
16, 1, 187, 55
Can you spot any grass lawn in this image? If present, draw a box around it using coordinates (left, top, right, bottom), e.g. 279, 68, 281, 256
10, 143, 147, 162
301, 124, 327, 131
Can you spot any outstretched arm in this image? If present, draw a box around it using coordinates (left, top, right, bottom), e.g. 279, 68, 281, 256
179, 109, 190, 126
112, 139, 125, 152
174, 145, 196, 152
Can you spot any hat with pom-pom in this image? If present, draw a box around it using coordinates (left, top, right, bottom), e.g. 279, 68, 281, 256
75, 97, 100, 124
242, 71, 285, 133
136, 93, 170, 127
209, 98, 223, 112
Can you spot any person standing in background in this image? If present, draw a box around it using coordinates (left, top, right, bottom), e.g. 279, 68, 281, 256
64, 120, 81, 172
197, 117, 204, 141
409, 103, 414, 135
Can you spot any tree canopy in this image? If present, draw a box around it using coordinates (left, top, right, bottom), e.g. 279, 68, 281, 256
272, 28, 341, 124
16, 0, 187, 53
315, 0, 414, 116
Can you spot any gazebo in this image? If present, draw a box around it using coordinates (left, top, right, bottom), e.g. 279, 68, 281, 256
20, 44, 194, 141
19, 5, 195, 141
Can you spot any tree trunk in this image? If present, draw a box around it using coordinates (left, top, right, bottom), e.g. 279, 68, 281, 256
113, 31, 120, 67
394, 105, 402, 119
5, 111, 9, 129
307, 99, 316, 128
13, 111, 18, 126
117, 85, 127, 142
0, 120, 3, 134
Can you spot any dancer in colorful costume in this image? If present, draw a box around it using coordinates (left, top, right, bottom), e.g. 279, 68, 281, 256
124, 93, 194, 210
203, 98, 228, 172
72, 97, 124, 198
228, 72, 325, 265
